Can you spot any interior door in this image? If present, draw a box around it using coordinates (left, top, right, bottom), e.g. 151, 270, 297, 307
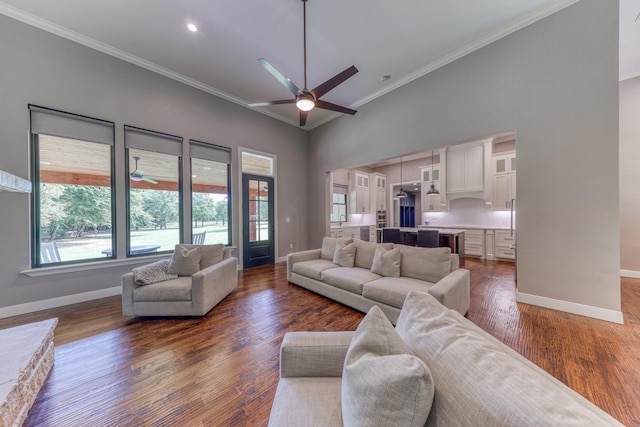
242, 174, 275, 268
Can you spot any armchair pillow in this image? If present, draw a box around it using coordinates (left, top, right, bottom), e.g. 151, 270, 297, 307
179, 243, 224, 269
168, 245, 202, 276
342, 305, 434, 427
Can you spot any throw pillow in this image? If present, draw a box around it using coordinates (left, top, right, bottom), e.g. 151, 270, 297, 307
168, 244, 202, 276
342, 305, 434, 427
180, 243, 224, 269
333, 241, 356, 267
321, 237, 353, 261
371, 246, 401, 277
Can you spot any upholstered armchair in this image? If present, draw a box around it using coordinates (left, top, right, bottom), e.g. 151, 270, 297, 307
122, 244, 238, 317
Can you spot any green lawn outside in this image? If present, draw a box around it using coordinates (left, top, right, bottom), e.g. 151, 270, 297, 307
53, 222, 229, 262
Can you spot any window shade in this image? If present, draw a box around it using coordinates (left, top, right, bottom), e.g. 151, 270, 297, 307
124, 125, 182, 156
29, 105, 114, 145
190, 140, 231, 164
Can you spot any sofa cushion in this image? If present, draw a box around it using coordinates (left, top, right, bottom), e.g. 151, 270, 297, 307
333, 241, 356, 267
342, 305, 434, 427
363, 277, 434, 309
321, 267, 381, 294
268, 377, 343, 427
321, 237, 353, 261
354, 240, 394, 270
394, 245, 451, 283
133, 277, 192, 302
291, 259, 338, 280
180, 243, 224, 269
395, 291, 620, 427
370, 246, 401, 277
168, 245, 202, 276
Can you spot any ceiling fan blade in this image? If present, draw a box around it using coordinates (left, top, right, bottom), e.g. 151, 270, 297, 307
257, 58, 301, 97
315, 99, 357, 115
311, 65, 358, 99
249, 99, 296, 107
142, 177, 158, 184
299, 110, 309, 127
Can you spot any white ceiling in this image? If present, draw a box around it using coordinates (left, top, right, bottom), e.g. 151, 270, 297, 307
1, 0, 638, 129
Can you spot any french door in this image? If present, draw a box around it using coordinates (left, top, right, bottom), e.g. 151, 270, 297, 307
242, 174, 274, 268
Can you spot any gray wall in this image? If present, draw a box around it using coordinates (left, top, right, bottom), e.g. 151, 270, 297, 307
309, 0, 621, 314
0, 15, 308, 309
620, 76, 640, 272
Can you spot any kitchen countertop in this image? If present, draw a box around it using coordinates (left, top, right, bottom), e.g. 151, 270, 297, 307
376, 227, 465, 234
419, 224, 513, 231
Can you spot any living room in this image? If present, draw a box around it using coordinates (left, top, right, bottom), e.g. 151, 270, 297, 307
0, 0, 639, 425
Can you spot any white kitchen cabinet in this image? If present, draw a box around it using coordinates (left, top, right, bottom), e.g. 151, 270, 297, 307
420, 165, 442, 212
446, 144, 484, 193
492, 153, 516, 211
494, 230, 516, 261
370, 173, 387, 211
349, 171, 371, 214
464, 229, 485, 258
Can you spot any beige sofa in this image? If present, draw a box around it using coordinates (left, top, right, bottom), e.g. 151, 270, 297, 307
268, 291, 623, 426
287, 237, 470, 323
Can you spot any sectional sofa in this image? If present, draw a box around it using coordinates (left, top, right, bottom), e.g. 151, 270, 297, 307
287, 237, 470, 323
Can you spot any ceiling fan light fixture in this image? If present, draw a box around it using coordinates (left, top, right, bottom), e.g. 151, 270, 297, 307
296, 96, 315, 111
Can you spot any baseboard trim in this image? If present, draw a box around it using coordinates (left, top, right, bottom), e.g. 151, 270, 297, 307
620, 269, 640, 279
0, 286, 122, 320
275, 256, 287, 263
516, 292, 623, 324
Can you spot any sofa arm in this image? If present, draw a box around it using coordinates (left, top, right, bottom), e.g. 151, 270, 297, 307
121, 272, 139, 316
286, 249, 321, 282
429, 268, 470, 316
191, 257, 239, 315
280, 331, 354, 378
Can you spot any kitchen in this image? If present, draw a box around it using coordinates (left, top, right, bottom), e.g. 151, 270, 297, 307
328, 132, 516, 264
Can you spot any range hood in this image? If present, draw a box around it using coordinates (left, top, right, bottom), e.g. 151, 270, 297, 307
0, 170, 32, 193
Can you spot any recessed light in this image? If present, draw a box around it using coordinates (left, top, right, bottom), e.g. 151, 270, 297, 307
187, 23, 198, 32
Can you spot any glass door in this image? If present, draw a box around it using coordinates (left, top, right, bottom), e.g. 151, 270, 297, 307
242, 174, 274, 268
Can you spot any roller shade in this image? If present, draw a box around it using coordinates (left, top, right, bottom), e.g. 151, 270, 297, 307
29, 105, 114, 145
124, 125, 182, 156
190, 140, 231, 164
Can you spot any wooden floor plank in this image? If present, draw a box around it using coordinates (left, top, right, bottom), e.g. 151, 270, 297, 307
0, 260, 638, 426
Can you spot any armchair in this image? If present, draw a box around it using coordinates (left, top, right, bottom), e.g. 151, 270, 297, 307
122, 245, 238, 317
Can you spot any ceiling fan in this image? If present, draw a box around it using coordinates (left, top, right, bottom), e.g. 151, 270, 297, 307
249, 0, 358, 127
130, 156, 158, 184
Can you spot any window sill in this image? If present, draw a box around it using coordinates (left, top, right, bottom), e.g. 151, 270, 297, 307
21, 254, 169, 277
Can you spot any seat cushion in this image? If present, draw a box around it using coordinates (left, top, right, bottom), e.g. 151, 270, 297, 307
133, 277, 192, 302
268, 377, 343, 427
363, 277, 434, 309
292, 259, 339, 280
321, 267, 381, 294
342, 306, 434, 427
394, 245, 452, 283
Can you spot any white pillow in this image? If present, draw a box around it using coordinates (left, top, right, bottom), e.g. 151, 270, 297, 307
168, 244, 202, 276
371, 246, 401, 277
333, 241, 356, 267
342, 305, 434, 427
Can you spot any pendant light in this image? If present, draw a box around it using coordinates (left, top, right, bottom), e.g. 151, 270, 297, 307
396, 156, 408, 198
426, 149, 440, 195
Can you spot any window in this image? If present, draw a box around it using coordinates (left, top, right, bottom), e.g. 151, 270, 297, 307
29, 105, 115, 267
190, 140, 231, 245
330, 185, 348, 223
125, 126, 182, 256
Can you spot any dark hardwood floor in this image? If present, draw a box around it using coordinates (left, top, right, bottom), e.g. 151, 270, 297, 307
0, 259, 638, 426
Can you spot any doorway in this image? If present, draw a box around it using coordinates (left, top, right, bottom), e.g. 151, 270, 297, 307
242, 174, 274, 268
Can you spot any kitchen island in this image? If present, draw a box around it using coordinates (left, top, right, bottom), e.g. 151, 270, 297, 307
379, 227, 466, 267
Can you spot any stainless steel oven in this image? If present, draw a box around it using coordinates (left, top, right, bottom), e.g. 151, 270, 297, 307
376, 210, 386, 228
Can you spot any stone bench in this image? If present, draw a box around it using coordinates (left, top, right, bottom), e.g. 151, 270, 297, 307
0, 318, 57, 426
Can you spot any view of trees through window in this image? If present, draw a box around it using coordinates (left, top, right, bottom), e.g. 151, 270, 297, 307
191, 157, 230, 245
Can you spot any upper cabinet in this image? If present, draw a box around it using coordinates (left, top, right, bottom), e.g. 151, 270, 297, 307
349, 170, 370, 214
421, 164, 442, 212
446, 144, 484, 193
492, 152, 516, 210
370, 173, 387, 212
